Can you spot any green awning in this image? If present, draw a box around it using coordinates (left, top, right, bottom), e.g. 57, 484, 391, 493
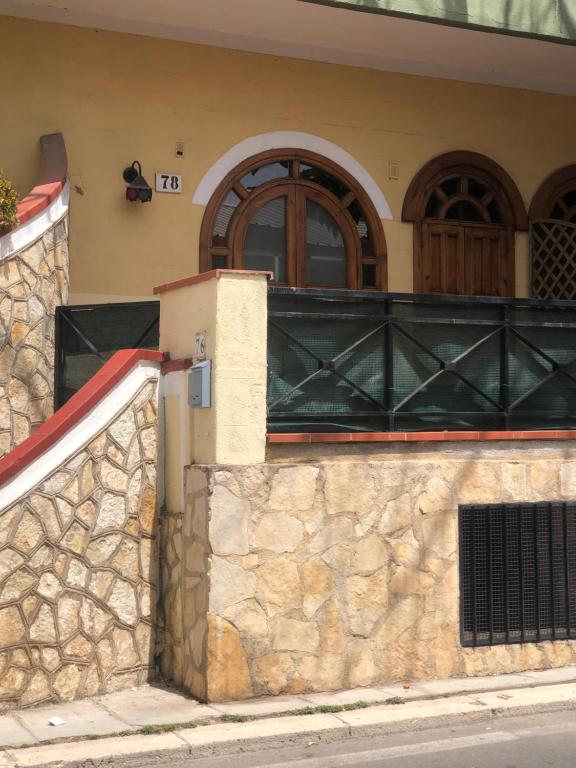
299, 0, 576, 45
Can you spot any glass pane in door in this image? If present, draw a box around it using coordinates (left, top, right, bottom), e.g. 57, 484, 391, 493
306, 199, 347, 285
212, 189, 241, 246
243, 197, 286, 282
241, 162, 290, 191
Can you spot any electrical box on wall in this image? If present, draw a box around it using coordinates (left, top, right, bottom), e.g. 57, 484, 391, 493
188, 360, 211, 408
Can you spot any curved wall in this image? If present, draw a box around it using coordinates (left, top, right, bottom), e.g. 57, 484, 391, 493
0, 134, 69, 454
0, 350, 162, 709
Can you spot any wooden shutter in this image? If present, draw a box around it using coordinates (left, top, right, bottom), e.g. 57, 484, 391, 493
416, 222, 512, 296
465, 227, 512, 297
418, 222, 465, 294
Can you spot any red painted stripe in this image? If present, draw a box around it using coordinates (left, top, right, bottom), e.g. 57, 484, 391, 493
0, 349, 165, 488
16, 181, 64, 226
162, 358, 193, 373
267, 430, 576, 445
153, 269, 273, 295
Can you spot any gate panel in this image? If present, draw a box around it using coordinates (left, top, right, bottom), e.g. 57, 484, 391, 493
55, 302, 160, 408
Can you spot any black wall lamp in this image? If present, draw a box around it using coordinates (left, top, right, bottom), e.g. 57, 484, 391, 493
123, 161, 153, 203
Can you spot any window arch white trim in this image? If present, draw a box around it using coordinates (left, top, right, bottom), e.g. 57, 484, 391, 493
192, 131, 393, 220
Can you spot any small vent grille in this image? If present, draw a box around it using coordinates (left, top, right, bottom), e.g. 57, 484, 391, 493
459, 502, 576, 646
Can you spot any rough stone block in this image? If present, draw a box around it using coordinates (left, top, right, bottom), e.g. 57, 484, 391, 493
273, 618, 319, 652
253, 512, 304, 553
209, 485, 250, 555
210, 557, 256, 614
345, 569, 389, 636
269, 466, 319, 511
206, 615, 253, 701
324, 463, 377, 515
257, 557, 302, 615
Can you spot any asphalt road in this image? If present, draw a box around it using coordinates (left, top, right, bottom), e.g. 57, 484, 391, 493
174, 709, 576, 768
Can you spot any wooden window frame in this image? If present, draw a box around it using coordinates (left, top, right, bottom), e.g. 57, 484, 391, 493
530, 166, 576, 299
200, 149, 387, 290
529, 165, 576, 222
402, 151, 528, 297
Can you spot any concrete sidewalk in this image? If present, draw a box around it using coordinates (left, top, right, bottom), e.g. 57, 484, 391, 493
2, 667, 576, 766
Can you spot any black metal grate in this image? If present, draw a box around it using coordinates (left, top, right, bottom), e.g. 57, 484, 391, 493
267, 287, 576, 433
460, 502, 576, 646
55, 302, 160, 409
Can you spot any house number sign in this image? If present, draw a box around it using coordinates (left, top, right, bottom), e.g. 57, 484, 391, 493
155, 173, 182, 193
195, 331, 206, 362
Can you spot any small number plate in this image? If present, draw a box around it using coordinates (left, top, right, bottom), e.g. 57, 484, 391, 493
195, 331, 206, 362
155, 173, 182, 194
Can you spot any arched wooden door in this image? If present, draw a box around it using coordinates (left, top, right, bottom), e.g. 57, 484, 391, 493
403, 152, 528, 297
230, 182, 360, 288
200, 149, 387, 290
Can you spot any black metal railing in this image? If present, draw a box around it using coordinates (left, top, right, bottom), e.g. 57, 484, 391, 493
460, 502, 576, 647
55, 302, 160, 409
267, 287, 576, 433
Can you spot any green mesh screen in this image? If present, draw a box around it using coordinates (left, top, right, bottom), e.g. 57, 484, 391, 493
267, 290, 576, 433
55, 302, 160, 409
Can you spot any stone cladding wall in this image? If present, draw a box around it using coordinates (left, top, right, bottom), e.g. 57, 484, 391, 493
0, 216, 69, 455
0, 379, 158, 710
161, 470, 209, 698
165, 443, 576, 701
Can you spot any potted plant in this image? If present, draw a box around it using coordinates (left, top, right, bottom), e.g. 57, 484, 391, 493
0, 170, 19, 235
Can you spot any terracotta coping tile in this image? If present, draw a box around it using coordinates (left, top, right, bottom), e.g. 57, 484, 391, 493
268, 429, 576, 445
162, 358, 193, 374
267, 433, 312, 443
153, 269, 273, 295
0, 349, 165, 487
310, 433, 353, 443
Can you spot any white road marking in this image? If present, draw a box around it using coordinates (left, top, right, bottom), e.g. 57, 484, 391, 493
266, 717, 576, 768
512, 721, 576, 739
266, 732, 517, 767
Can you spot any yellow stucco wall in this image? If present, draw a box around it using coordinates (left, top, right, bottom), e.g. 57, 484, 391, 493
159, 272, 268, 468
160, 277, 217, 471
2, 15, 575, 300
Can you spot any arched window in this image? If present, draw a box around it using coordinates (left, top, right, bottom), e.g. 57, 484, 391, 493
530, 166, 576, 299
403, 151, 527, 297
200, 150, 387, 289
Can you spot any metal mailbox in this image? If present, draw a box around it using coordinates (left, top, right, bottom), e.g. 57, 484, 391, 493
188, 360, 211, 408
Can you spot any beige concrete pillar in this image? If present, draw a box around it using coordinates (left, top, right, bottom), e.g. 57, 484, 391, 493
157, 270, 269, 468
